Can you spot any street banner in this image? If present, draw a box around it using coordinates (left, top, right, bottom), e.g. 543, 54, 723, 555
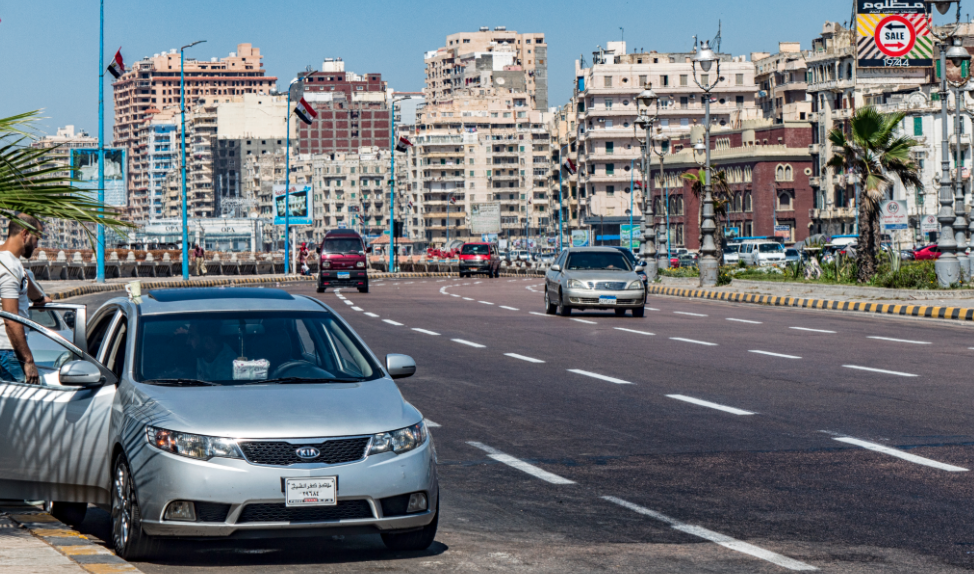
571, 229, 590, 247
856, 1, 932, 69
880, 199, 909, 231
920, 214, 939, 233
71, 149, 127, 207
273, 184, 313, 226
620, 224, 640, 250
470, 202, 501, 234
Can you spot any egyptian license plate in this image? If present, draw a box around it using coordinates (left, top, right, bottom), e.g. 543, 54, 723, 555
337, 272, 350, 279
285, 477, 337, 507
599, 295, 617, 305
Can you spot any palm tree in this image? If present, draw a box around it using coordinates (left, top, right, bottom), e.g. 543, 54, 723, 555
681, 168, 731, 264
827, 106, 922, 282
0, 110, 133, 242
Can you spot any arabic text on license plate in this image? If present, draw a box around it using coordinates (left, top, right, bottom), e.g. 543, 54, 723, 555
599, 296, 617, 305
285, 477, 337, 507
337, 272, 350, 279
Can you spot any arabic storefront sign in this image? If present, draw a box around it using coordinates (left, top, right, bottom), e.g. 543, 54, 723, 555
857, 1, 932, 69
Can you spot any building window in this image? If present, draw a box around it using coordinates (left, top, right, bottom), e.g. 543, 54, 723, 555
605, 142, 614, 154
604, 76, 613, 87
744, 191, 753, 212
605, 98, 613, 109
606, 185, 615, 196
675, 223, 685, 246
736, 73, 744, 85
680, 97, 689, 109
680, 74, 688, 86
914, 116, 923, 136
736, 95, 744, 108
606, 163, 614, 175
662, 75, 669, 87
638, 74, 647, 86
777, 190, 794, 210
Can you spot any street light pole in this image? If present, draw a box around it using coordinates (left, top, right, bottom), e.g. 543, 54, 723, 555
180, 39, 205, 281
634, 84, 659, 281
954, 82, 970, 280
692, 39, 721, 287
97, 0, 105, 283
558, 143, 567, 251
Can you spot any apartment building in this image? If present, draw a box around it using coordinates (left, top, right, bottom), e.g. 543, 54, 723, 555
29, 126, 98, 249
112, 43, 277, 219
752, 42, 811, 123
547, 98, 581, 242
572, 41, 760, 236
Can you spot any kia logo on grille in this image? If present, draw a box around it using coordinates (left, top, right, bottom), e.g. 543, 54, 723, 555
295, 447, 320, 460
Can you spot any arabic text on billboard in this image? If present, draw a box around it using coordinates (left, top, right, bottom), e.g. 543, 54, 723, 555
880, 199, 909, 231
470, 202, 501, 234
71, 149, 127, 207
856, 1, 932, 69
272, 184, 313, 226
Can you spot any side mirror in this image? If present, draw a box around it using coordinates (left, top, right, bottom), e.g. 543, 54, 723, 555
385, 354, 416, 379
63, 311, 76, 329
635, 265, 645, 272
59, 360, 104, 388
550, 264, 561, 272
366, 246, 373, 254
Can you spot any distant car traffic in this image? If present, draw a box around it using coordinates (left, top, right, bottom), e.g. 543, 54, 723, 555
784, 248, 801, 264
610, 247, 648, 287
458, 242, 500, 278
318, 229, 369, 293
544, 247, 646, 317
723, 244, 741, 266
913, 244, 941, 260
740, 241, 785, 266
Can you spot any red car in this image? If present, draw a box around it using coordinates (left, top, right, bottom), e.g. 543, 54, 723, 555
317, 229, 370, 293
913, 244, 941, 260
458, 242, 500, 278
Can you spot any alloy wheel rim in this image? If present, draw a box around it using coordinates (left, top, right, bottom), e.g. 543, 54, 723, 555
112, 464, 132, 549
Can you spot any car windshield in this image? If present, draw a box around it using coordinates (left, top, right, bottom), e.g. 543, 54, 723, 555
758, 244, 783, 253
785, 249, 799, 256
613, 248, 637, 265
323, 238, 363, 254
137, 311, 381, 386
566, 252, 632, 271
725, 245, 740, 254
461, 244, 489, 255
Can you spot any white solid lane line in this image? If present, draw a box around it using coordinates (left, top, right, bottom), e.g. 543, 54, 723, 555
467, 442, 575, 485
452, 338, 486, 348
615, 327, 655, 336
364, 312, 379, 318
425, 419, 442, 428
670, 337, 717, 346
666, 394, 755, 416
727, 318, 762, 324
867, 336, 932, 345
504, 353, 545, 364
500, 306, 519, 311
602, 496, 817, 571
843, 365, 918, 377
351, 307, 363, 312
790, 327, 836, 334
571, 318, 597, 324
412, 328, 441, 336
833, 437, 968, 472
382, 320, 404, 326
674, 311, 707, 317
479, 301, 494, 305
462, 297, 475, 301
749, 350, 801, 359
568, 369, 634, 385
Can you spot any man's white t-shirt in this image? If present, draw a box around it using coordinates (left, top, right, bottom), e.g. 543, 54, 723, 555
0, 251, 29, 351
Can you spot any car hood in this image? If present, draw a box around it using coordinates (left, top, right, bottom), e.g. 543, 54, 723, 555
561, 270, 640, 283
126, 378, 420, 439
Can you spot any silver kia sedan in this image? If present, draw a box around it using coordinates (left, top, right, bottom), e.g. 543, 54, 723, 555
544, 247, 646, 317
0, 288, 437, 560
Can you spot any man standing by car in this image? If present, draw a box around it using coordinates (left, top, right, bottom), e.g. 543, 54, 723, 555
0, 214, 51, 384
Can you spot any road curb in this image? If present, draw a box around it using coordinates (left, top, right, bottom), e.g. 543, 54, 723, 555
0, 503, 143, 573
648, 285, 974, 322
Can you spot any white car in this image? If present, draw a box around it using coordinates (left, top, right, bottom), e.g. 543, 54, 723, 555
740, 241, 785, 266
723, 244, 741, 265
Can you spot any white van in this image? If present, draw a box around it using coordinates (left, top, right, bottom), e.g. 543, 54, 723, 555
739, 240, 786, 266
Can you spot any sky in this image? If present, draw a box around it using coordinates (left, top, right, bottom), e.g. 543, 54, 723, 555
0, 0, 941, 139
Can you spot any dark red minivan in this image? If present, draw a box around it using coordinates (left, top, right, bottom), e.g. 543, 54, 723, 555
317, 229, 370, 293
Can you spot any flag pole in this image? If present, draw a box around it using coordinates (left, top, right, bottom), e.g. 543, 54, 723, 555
96, 0, 105, 283
285, 85, 291, 275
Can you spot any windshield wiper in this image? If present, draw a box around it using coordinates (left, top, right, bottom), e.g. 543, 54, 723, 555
243, 376, 364, 385
141, 378, 220, 387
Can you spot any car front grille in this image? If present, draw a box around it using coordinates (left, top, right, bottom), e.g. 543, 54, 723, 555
594, 281, 628, 290
195, 502, 231, 523
237, 501, 374, 523
238, 437, 371, 466
570, 297, 641, 305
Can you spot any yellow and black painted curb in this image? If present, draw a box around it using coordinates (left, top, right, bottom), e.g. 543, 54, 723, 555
648, 285, 974, 322
0, 503, 142, 573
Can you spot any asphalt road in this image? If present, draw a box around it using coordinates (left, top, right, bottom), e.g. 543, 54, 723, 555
65, 278, 974, 572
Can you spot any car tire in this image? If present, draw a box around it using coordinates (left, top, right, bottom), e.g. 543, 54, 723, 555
358, 283, 369, 294
557, 291, 572, 316
459, 272, 467, 278
614, 308, 627, 317
112, 456, 160, 561
48, 501, 87, 527
381, 507, 438, 552
632, 307, 645, 318
544, 290, 557, 315
316, 287, 326, 293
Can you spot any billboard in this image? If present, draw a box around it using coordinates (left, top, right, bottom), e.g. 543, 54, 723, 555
571, 229, 590, 247
880, 200, 909, 231
920, 214, 939, 233
620, 224, 641, 251
857, 1, 932, 68
71, 149, 127, 207
470, 202, 501, 234
273, 184, 313, 226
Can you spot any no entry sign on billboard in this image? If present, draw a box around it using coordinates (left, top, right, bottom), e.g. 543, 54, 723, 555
857, 1, 932, 68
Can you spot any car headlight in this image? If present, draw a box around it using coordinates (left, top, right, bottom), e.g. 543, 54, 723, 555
567, 279, 589, 289
146, 426, 243, 461
627, 280, 644, 290
322, 260, 332, 269
356, 261, 365, 268
369, 422, 427, 455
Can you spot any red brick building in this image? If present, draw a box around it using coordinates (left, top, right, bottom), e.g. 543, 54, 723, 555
650, 122, 814, 249
297, 59, 390, 154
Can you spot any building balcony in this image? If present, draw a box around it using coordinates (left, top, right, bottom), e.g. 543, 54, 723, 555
808, 176, 821, 187
424, 151, 465, 158
811, 207, 856, 219
808, 143, 820, 155
832, 108, 853, 121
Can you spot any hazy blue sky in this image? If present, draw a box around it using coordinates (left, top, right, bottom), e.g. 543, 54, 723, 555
1, 0, 951, 138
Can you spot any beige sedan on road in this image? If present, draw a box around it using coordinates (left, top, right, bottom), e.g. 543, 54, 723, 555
543, 247, 646, 317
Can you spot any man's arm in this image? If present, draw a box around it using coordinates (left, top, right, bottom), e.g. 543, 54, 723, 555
26, 276, 51, 306
2, 297, 37, 384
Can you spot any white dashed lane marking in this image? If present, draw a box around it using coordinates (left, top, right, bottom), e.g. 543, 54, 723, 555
670, 337, 717, 346
727, 318, 762, 324
452, 338, 486, 348
666, 394, 755, 416
867, 336, 931, 345
843, 365, 917, 377
790, 327, 836, 334
425, 419, 441, 428
351, 307, 363, 312
571, 318, 597, 325
749, 350, 801, 359
504, 353, 545, 364
568, 369, 633, 385
500, 306, 519, 311
674, 311, 707, 317
467, 442, 575, 485
412, 328, 440, 336
463, 297, 475, 301
382, 320, 404, 326
364, 313, 379, 318
614, 327, 655, 336
479, 301, 494, 305
833, 436, 968, 472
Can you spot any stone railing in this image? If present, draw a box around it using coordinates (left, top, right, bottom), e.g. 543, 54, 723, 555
25, 250, 292, 280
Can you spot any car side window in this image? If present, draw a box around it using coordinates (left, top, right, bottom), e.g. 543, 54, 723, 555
87, 310, 117, 357
103, 315, 128, 381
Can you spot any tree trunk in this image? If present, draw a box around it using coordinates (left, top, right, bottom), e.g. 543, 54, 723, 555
856, 199, 877, 282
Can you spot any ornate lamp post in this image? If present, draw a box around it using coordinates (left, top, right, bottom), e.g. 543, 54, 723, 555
634, 85, 659, 282
651, 131, 672, 268
692, 39, 721, 286
948, 37, 972, 280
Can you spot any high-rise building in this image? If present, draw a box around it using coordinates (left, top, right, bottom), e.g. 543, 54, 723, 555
297, 59, 390, 155
29, 126, 98, 249
752, 43, 811, 124
112, 43, 277, 220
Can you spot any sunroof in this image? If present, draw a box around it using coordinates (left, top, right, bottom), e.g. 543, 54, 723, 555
147, 288, 294, 302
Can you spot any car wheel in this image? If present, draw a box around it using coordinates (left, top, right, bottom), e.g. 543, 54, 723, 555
459, 272, 467, 278
632, 307, 645, 318
47, 501, 87, 527
544, 290, 557, 315
614, 308, 627, 317
316, 287, 326, 294
358, 283, 369, 294
381, 507, 438, 552
557, 291, 572, 316
112, 456, 159, 561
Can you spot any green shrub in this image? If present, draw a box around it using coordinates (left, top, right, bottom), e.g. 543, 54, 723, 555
660, 266, 699, 278
869, 260, 938, 289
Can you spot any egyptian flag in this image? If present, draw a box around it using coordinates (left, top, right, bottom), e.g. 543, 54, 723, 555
407, 200, 414, 210
107, 49, 125, 79
449, 196, 457, 205
563, 157, 577, 175
395, 136, 414, 152
294, 97, 317, 125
